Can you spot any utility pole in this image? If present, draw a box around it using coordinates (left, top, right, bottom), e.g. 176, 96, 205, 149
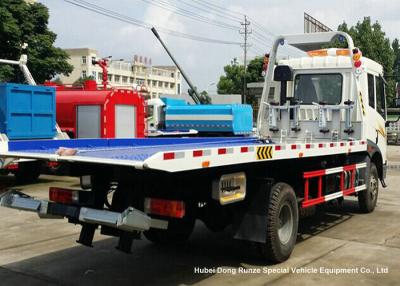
240, 15, 251, 104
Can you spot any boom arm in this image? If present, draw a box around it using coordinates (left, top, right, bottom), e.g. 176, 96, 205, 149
256, 31, 355, 138
151, 27, 201, 104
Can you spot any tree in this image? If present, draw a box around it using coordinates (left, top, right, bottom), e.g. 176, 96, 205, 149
199, 90, 211, 104
217, 56, 264, 104
392, 38, 400, 97
217, 58, 244, 95
0, 0, 73, 83
337, 17, 396, 105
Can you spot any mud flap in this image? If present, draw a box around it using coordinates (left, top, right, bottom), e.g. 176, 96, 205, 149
232, 178, 274, 243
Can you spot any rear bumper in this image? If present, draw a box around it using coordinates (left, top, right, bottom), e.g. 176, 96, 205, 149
0, 190, 167, 231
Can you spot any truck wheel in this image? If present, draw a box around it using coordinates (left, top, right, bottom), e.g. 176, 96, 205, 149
14, 161, 41, 185
358, 163, 379, 213
259, 183, 298, 263
143, 217, 195, 245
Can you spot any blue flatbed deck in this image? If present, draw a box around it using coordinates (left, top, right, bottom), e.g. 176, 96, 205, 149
1, 137, 368, 172
4, 136, 260, 164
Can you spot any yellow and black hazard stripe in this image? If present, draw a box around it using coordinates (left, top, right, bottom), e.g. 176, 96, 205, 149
359, 92, 365, 116
256, 146, 273, 160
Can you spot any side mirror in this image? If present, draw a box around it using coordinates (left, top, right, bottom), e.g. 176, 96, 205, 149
274, 65, 293, 82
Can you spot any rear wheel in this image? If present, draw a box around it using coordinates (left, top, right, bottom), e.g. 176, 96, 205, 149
258, 182, 299, 263
358, 162, 379, 213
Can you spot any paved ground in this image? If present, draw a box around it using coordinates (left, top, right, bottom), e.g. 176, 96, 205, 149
0, 149, 400, 286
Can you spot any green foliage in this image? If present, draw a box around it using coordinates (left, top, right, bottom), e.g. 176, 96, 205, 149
199, 90, 211, 104
392, 38, 400, 96
0, 0, 73, 83
338, 17, 396, 105
217, 57, 264, 104
217, 58, 244, 95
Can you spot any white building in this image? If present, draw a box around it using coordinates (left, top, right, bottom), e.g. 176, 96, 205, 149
60, 48, 182, 99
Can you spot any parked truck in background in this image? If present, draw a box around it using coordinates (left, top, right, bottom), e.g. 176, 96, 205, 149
1, 32, 398, 263
48, 80, 145, 139
386, 107, 400, 145
0, 55, 68, 183
146, 97, 253, 136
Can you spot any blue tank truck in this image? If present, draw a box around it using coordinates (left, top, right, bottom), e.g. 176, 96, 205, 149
146, 97, 253, 136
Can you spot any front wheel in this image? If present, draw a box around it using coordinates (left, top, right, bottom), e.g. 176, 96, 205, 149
258, 182, 299, 263
358, 162, 379, 213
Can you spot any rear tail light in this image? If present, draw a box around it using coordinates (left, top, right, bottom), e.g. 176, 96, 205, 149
47, 161, 60, 168
5, 163, 19, 171
49, 187, 79, 204
144, 198, 185, 219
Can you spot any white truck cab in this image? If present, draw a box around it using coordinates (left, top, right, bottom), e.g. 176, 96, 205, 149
258, 32, 388, 183
146, 98, 166, 134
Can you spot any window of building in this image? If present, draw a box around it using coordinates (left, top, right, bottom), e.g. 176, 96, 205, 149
82, 56, 87, 64
177, 83, 181, 94
171, 72, 174, 78
170, 83, 175, 89
130, 77, 134, 84
82, 70, 87, 78
152, 92, 156, 98
98, 72, 103, 81
294, 73, 342, 105
122, 76, 128, 83
376, 76, 386, 118
92, 71, 96, 78
368, 74, 375, 108
164, 82, 168, 88
158, 81, 162, 87
114, 75, 120, 82
152, 80, 157, 87
147, 80, 151, 85
108, 74, 113, 82
91, 57, 96, 64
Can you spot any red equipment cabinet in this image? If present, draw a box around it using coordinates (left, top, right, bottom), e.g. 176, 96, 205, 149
48, 81, 145, 138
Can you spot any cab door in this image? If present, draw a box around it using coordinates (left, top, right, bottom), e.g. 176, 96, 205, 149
366, 73, 387, 162
374, 76, 387, 162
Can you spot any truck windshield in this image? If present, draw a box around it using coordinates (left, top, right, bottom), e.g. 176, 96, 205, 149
294, 74, 342, 105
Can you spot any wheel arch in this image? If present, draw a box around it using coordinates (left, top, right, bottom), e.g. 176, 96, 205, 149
366, 139, 384, 181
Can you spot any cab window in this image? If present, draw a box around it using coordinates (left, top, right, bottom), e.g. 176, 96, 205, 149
368, 74, 375, 108
294, 74, 342, 104
375, 76, 386, 119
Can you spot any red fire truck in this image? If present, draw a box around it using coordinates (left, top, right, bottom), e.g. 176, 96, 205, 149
52, 80, 145, 139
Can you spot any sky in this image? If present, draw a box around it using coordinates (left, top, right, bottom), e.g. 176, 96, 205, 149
39, 0, 400, 93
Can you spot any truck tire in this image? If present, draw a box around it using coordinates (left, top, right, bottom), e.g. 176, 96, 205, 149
259, 182, 298, 263
14, 161, 41, 185
143, 216, 195, 245
358, 163, 379, 213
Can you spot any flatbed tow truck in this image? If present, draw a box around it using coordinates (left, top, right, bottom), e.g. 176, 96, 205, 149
0, 32, 396, 262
